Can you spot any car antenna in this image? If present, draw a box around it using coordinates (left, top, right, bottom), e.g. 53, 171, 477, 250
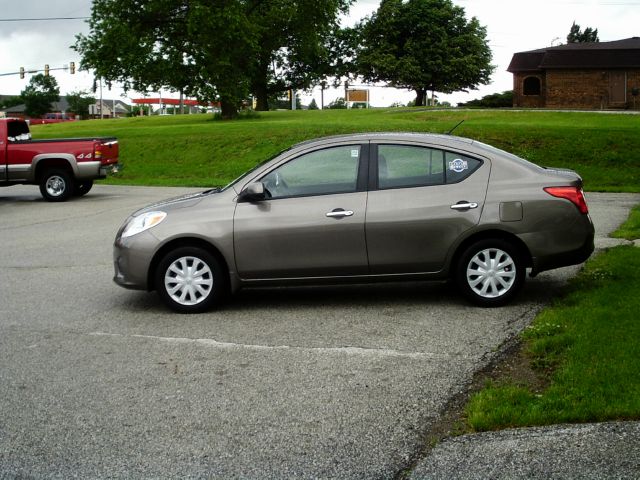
446, 120, 465, 135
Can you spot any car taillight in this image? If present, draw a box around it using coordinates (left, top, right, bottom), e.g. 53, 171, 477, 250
544, 186, 589, 214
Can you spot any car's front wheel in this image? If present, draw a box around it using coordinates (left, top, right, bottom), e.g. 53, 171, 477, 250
155, 246, 227, 313
456, 239, 525, 307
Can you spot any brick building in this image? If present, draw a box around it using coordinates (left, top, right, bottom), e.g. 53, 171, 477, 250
508, 37, 640, 110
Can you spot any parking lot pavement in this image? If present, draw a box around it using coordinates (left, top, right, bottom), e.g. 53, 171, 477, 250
1, 185, 638, 478
409, 421, 640, 480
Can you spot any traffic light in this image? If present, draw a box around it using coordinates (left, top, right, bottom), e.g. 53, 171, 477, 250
44, 64, 50, 76
20, 67, 24, 79
70, 62, 75, 74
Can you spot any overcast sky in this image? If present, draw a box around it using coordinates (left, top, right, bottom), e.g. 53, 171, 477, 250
1, 0, 639, 107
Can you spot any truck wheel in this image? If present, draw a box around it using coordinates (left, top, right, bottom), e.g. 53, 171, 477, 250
155, 246, 228, 313
74, 180, 94, 197
456, 239, 525, 307
39, 169, 74, 202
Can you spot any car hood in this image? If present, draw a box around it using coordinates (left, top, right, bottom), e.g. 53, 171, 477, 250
133, 189, 220, 216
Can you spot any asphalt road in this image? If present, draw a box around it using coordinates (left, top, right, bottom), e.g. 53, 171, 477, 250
0, 185, 638, 479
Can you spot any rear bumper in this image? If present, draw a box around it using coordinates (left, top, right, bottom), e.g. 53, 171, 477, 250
76, 161, 122, 180
531, 230, 595, 276
99, 162, 123, 178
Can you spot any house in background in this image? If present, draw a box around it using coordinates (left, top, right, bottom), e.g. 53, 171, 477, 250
89, 99, 130, 118
508, 37, 640, 110
0, 96, 130, 120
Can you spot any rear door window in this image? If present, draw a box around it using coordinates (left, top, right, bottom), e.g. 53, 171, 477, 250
377, 145, 445, 189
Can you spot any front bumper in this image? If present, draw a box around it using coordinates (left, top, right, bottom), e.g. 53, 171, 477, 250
113, 231, 157, 291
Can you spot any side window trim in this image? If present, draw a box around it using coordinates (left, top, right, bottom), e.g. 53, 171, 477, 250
356, 142, 370, 193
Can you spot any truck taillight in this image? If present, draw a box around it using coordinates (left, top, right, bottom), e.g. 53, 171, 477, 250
95, 149, 102, 160
544, 186, 589, 214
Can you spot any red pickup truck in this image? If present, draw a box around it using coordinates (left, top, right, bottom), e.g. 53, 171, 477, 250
0, 118, 120, 201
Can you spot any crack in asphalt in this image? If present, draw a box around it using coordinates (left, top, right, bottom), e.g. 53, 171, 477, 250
89, 331, 473, 360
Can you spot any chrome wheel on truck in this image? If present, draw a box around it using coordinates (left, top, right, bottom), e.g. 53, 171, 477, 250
39, 169, 74, 202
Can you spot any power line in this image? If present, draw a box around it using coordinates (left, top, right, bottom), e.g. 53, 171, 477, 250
0, 17, 89, 22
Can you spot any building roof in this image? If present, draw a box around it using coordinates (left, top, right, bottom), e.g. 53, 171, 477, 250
508, 37, 640, 72
2, 96, 129, 114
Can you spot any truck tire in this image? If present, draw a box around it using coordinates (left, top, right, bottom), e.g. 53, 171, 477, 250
73, 180, 94, 197
39, 169, 74, 202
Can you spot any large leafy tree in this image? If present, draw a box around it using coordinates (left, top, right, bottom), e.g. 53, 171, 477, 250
20, 74, 60, 117
74, 0, 350, 118
246, 0, 351, 111
74, 1, 219, 114
567, 22, 599, 43
357, 0, 493, 106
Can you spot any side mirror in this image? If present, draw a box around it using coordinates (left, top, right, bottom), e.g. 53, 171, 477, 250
238, 182, 266, 202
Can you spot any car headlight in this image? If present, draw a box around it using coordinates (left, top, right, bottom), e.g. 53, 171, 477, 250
121, 211, 167, 238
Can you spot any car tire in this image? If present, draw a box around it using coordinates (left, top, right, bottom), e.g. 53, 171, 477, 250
155, 246, 228, 313
73, 180, 94, 197
456, 239, 525, 307
39, 168, 74, 202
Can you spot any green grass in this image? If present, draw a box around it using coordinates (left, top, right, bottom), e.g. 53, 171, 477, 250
465, 244, 640, 431
29, 109, 640, 192
611, 205, 640, 240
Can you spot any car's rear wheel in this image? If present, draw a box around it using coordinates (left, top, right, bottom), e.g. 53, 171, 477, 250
456, 239, 525, 307
73, 180, 94, 197
39, 168, 74, 202
155, 246, 227, 313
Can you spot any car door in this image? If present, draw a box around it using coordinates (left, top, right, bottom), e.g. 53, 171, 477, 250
234, 143, 369, 280
365, 142, 490, 274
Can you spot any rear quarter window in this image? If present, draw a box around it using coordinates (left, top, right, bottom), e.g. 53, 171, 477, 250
445, 152, 482, 184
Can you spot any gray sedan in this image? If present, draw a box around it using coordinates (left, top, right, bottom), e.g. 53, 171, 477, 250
113, 133, 594, 312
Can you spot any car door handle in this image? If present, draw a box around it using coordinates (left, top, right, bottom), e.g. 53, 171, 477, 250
450, 202, 478, 211
326, 209, 354, 218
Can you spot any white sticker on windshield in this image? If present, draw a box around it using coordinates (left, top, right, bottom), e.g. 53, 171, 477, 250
351, 149, 359, 158
448, 158, 468, 173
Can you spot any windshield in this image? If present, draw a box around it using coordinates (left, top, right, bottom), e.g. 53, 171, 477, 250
220, 146, 291, 191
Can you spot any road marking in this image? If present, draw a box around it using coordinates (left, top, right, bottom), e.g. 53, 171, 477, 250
89, 332, 467, 360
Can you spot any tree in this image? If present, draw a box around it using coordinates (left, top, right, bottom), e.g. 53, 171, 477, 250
75, 0, 252, 120
20, 74, 60, 118
327, 97, 347, 109
308, 98, 319, 110
567, 22, 599, 43
458, 90, 513, 108
74, 0, 351, 119
66, 90, 96, 118
247, 1, 352, 111
357, 0, 493, 106
0, 96, 22, 109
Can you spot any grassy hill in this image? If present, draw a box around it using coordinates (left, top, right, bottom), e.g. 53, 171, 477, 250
30, 109, 640, 192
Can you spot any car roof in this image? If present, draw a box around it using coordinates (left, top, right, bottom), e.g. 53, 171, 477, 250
291, 132, 476, 150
